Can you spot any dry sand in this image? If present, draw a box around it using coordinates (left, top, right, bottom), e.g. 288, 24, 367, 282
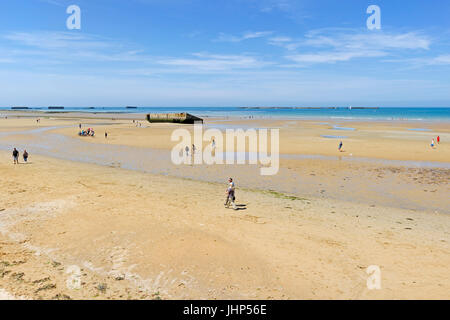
0, 114, 449, 300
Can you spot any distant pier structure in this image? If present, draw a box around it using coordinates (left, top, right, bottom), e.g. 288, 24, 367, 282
146, 112, 203, 124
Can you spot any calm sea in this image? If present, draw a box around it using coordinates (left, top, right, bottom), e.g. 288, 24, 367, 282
1, 107, 449, 122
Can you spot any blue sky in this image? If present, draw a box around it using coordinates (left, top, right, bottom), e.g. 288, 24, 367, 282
0, 0, 449, 107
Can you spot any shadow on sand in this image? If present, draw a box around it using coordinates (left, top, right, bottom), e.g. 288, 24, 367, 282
229, 204, 247, 211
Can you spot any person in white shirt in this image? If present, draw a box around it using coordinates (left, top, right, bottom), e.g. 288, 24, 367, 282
225, 178, 237, 210
211, 139, 216, 156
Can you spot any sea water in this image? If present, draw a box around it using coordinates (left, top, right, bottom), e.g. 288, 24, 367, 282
1, 107, 449, 122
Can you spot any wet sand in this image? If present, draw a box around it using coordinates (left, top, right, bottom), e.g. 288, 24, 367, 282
51, 117, 450, 163
1, 116, 449, 214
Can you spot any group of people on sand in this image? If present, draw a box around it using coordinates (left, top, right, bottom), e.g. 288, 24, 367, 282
132, 120, 143, 127
184, 144, 198, 157
431, 136, 441, 148
185, 140, 217, 157
12, 148, 29, 164
79, 127, 95, 137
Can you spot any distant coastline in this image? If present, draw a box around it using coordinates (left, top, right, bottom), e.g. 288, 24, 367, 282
239, 106, 380, 110
1, 107, 449, 122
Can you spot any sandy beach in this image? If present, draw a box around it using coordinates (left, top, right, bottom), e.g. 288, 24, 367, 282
0, 112, 449, 300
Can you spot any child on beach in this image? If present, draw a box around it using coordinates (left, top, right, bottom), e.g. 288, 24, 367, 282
23, 150, 29, 163
431, 139, 435, 148
338, 141, 343, 152
225, 178, 237, 210
437, 136, 440, 144
12, 148, 19, 164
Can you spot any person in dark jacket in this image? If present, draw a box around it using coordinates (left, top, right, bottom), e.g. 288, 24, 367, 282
12, 148, 19, 164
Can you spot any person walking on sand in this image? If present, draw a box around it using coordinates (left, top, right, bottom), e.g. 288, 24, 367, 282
105, 132, 108, 139
224, 178, 237, 210
212, 138, 216, 155
338, 141, 343, 152
437, 136, 440, 144
12, 148, 19, 164
23, 150, 29, 163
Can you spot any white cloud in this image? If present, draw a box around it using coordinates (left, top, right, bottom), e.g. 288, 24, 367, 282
4, 31, 110, 50
39, 0, 66, 6
275, 29, 432, 65
257, 0, 293, 13
0, 58, 15, 64
157, 53, 270, 71
286, 50, 386, 64
268, 36, 292, 46
303, 30, 431, 50
1, 31, 276, 75
432, 55, 450, 64
215, 31, 273, 42
391, 54, 450, 68
2, 31, 154, 65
